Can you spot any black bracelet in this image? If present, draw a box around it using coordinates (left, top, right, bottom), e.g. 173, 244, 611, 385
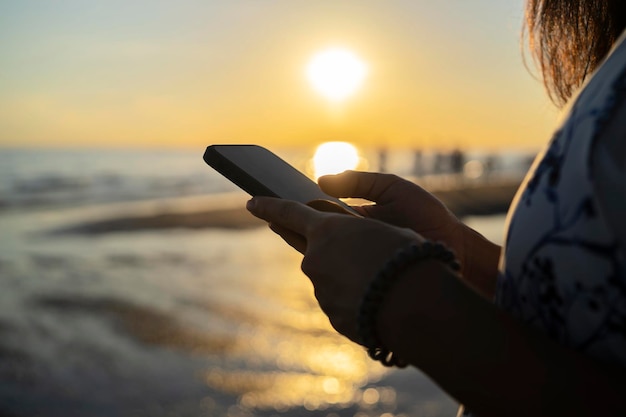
357, 241, 461, 367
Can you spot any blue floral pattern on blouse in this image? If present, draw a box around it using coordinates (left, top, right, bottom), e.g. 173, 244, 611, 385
496, 40, 626, 368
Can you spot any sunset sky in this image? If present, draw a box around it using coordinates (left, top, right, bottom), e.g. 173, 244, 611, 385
0, 0, 560, 150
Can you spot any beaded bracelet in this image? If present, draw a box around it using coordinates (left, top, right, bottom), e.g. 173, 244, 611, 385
357, 240, 461, 367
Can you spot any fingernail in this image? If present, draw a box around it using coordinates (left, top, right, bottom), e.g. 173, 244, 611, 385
246, 198, 256, 211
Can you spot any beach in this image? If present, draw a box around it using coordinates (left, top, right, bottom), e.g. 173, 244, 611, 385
0, 148, 514, 417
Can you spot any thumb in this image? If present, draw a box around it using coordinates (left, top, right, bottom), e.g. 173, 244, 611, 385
319, 171, 409, 204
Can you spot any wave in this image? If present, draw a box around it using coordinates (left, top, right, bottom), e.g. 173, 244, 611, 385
0, 148, 237, 212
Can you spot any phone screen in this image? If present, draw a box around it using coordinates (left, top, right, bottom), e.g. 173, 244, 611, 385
203, 145, 359, 215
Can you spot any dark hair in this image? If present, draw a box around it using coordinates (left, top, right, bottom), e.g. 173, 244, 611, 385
525, 0, 626, 106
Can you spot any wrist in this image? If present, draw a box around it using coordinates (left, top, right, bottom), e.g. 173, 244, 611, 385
376, 258, 448, 351
461, 225, 501, 299
357, 241, 460, 367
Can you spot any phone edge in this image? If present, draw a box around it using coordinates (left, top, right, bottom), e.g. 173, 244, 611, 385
203, 145, 279, 198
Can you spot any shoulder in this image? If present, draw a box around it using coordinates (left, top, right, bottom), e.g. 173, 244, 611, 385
590, 90, 626, 251
588, 30, 626, 248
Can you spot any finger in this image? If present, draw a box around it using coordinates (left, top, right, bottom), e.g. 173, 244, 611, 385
318, 171, 417, 204
247, 197, 322, 236
269, 223, 307, 254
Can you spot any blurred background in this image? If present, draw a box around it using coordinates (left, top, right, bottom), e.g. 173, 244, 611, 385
0, 1, 560, 416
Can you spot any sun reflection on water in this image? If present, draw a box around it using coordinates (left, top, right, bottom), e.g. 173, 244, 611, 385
308, 141, 369, 180
206, 370, 357, 410
200, 243, 394, 414
206, 324, 388, 410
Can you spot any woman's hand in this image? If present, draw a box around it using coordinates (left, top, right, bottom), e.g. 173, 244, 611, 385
246, 196, 422, 344
319, 170, 461, 242
319, 171, 500, 298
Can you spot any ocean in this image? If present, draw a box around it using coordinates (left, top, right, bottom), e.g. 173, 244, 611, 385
0, 147, 511, 417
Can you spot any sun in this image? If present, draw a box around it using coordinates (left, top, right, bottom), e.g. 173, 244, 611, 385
311, 141, 364, 180
306, 48, 368, 102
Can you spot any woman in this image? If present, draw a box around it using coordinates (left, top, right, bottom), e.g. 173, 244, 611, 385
247, 1, 626, 415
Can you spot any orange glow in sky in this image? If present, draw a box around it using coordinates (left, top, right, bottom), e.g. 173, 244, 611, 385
0, 1, 559, 150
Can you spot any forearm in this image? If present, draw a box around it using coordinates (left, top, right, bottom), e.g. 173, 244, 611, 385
459, 225, 501, 299
377, 260, 626, 416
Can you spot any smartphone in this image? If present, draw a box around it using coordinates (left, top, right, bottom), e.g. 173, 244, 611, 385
203, 144, 360, 216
